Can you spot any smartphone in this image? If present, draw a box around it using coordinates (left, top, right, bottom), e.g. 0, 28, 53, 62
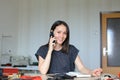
50, 30, 55, 43
50, 30, 54, 37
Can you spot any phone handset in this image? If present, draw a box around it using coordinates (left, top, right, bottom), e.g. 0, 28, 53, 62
50, 30, 56, 43
50, 30, 54, 37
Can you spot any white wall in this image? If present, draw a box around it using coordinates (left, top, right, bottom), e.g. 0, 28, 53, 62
0, 0, 18, 56
0, 0, 120, 69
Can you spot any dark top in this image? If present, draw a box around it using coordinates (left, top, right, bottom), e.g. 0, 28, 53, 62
35, 44, 79, 74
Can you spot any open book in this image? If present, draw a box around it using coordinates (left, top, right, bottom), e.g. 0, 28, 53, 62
66, 72, 91, 77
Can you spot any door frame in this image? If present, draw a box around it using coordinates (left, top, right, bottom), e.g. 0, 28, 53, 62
100, 11, 120, 75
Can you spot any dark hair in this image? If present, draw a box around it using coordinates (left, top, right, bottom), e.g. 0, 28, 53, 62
46, 20, 70, 54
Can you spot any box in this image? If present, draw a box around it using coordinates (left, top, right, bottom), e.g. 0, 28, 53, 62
2, 68, 18, 76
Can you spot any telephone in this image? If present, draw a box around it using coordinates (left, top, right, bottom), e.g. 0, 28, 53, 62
47, 73, 75, 80
50, 30, 56, 43
50, 30, 54, 37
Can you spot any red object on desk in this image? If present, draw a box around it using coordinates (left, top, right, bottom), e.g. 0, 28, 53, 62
20, 75, 42, 80
118, 72, 120, 78
2, 68, 18, 76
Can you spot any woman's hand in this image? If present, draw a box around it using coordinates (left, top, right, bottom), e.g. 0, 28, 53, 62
91, 68, 103, 77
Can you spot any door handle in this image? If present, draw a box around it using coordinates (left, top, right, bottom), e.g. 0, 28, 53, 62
103, 47, 108, 56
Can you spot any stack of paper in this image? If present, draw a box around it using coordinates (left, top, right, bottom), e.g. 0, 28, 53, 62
66, 72, 91, 77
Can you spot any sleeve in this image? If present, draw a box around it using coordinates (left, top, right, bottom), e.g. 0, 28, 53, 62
35, 45, 48, 61
70, 45, 79, 62
69, 45, 79, 71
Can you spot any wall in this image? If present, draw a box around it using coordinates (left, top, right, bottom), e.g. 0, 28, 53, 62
0, 0, 120, 69
0, 0, 18, 56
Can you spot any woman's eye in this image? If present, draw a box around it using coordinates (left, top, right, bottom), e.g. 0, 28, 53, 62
57, 31, 61, 34
64, 32, 67, 35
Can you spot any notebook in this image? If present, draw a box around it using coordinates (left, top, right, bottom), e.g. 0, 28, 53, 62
66, 72, 91, 77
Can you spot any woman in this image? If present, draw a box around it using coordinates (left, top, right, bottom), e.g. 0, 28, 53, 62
35, 20, 102, 76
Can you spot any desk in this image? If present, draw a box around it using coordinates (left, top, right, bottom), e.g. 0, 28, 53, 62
1, 67, 114, 80
25, 73, 100, 80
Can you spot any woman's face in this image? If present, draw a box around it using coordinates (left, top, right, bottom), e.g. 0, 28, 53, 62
54, 24, 67, 45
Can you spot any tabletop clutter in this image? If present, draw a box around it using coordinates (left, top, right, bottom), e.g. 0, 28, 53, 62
0, 68, 120, 80
0, 68, 42, 80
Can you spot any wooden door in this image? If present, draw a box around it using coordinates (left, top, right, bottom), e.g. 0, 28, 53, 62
100, 12, 120, 75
